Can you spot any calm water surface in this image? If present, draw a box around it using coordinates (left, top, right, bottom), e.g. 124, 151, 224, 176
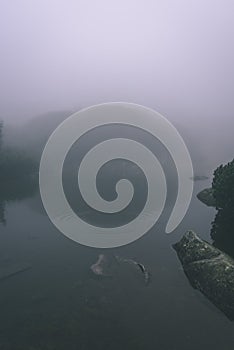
0, 176, 233, 350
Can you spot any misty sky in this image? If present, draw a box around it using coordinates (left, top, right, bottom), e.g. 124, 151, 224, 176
0, 0, 233, 141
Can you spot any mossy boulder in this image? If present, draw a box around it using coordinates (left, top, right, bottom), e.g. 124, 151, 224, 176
197, 188, 216, 207
173, 231, 234, 320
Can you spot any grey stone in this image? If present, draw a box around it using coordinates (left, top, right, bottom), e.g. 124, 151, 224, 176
173, 231, 234, 320
197, 188, 216, 207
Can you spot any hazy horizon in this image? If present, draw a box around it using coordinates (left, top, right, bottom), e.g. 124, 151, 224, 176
1, 2, 234, 348
0, 0, 233, 129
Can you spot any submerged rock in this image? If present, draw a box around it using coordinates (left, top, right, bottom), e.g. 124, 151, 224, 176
115, 256, 151, 286
197, 188, 216, 207
90, 254, 151, 286
173, 231, 234, 320
90, 254, 112, 277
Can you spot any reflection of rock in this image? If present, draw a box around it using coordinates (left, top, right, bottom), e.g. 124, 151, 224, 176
197, 188, 216, 207
190, 175, 209, 181
173, 231, 234, 320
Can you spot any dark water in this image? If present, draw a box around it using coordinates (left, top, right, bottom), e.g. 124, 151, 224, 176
1, 115, 234, 350
0, 175, 234, 350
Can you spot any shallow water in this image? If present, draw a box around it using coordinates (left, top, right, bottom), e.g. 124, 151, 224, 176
0, 174, 234, 350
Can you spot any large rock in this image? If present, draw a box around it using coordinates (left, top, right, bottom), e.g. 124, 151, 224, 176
197, 188, 216, 207
173, 231, 234, 320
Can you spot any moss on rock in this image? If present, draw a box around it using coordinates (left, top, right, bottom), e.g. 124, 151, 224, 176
173, 231, 234, 320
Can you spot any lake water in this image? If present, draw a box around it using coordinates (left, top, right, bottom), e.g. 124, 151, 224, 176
0, 180, 234, 350
0, 171, 234, 350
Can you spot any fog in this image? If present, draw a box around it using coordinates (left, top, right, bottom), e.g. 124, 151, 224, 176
1, 3, 234, 347
0, 0, 234, 170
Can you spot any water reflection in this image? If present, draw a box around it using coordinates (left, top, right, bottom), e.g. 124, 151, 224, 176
0, 199, 6, 225
0, 172, 38, 225
211, 208, 234, 259
0, 119, 39, 224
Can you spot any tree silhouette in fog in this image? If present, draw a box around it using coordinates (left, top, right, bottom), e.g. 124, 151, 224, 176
211, 159, 234, 258
0, 121, 38, 225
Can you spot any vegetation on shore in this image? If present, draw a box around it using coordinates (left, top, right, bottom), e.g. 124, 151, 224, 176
212, 159, 234, 210
211, 159, 234, 257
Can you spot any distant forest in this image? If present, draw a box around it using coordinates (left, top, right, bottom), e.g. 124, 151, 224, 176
0, 113, 233, 253
0, 121, 38, 224
211, 159, 234, 257
0, 121, 37, 182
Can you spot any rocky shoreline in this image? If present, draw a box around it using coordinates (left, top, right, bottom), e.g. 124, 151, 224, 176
197, 188, 216, 207
173, 231, 234, 320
